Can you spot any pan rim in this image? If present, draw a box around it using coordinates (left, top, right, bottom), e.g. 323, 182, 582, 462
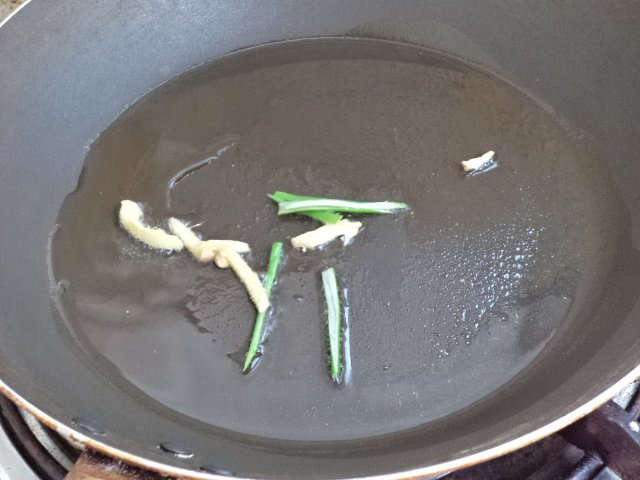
1, 364, 640, 480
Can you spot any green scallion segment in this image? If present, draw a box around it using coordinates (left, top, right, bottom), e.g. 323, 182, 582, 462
322, 267, 342, 381
243, 242, 284, 372
300, 210, 343, 224
278, 199, 409, 216
268, 192, 342, 224
269, 191, 323, 203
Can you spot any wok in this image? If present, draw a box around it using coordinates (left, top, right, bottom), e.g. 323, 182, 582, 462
1, 1, 640, 479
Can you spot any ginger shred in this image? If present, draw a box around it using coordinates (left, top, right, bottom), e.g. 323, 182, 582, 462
118, 200, 184, 251
291, 219, 362, 250
461, 150, 496, 173
217, 248, 269, 313
167, 217, 250, 263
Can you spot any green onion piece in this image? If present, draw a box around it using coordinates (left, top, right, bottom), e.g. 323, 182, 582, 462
243, 242, 284, 372
268, 192, 342, 224
269, 191, 322, 203
278, 199, 409, 216
322, 267, 342, 381
301, 211, 343, 224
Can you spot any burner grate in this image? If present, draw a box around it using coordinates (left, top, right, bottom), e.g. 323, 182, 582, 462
0, 394, 71, 480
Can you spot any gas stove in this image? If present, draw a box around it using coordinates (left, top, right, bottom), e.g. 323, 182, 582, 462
1, 383, 639, 480
0, 394, 73, 480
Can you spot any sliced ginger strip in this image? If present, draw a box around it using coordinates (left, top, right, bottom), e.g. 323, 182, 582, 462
291, 219, 362, 251
167, 217, 267, 312
119, 200, 184, 251
217, 248, 269, 313
214, 254, 230, 269
461, 150, 496, 172
167, 218, 249, 262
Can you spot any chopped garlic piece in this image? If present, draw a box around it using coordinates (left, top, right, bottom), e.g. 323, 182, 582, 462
218, 248, 269, 312
461, 150, 495, 172
291, 219, 362, 250
119, 200, 184, 251
167, 218, 250, 262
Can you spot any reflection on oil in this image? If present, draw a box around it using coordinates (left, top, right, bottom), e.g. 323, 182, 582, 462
166, 137, 239, 209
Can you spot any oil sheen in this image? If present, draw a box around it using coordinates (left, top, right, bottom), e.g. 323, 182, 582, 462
51, 39, 626, 441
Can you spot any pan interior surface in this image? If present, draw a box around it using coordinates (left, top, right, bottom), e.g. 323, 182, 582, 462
50, 39, 627, 442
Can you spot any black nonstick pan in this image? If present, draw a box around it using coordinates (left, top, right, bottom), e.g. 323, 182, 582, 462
1, 1, 640, 479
